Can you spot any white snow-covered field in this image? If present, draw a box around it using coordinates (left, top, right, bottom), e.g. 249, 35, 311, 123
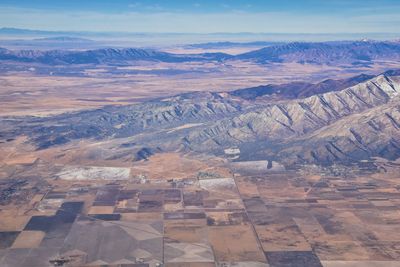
57, 166, 131, 181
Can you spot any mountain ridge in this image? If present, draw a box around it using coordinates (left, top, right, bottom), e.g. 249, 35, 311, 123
229, 73, 375, 100
1, 70, 400, 167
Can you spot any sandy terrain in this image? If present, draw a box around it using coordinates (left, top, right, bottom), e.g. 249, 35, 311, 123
130, 153, 231, 180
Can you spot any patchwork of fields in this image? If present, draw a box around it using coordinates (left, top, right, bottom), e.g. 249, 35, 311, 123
1, 157, 400, 267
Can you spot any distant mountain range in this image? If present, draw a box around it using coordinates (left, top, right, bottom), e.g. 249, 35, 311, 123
31, 36, 95, 43
236, 41, 400, 64
0, 47, 230, 64
0, 36, 97, 49
0, 27, 67, 36
1, 40, 399, 65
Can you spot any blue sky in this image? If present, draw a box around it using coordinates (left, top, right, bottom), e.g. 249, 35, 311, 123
0, 0, 400, 33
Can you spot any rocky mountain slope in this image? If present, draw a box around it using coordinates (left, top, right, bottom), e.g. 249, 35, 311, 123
1, 71, 400, 166
278, 102, 400, 164
180, 74, 400, 160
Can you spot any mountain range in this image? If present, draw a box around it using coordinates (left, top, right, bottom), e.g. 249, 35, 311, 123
1, 40, 400, 65
236, 41, 400, 64
0, 47, 230, 64
2, 70, 400, 166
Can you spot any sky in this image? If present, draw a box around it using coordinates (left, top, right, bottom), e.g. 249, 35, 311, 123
0, 0, 400, 34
